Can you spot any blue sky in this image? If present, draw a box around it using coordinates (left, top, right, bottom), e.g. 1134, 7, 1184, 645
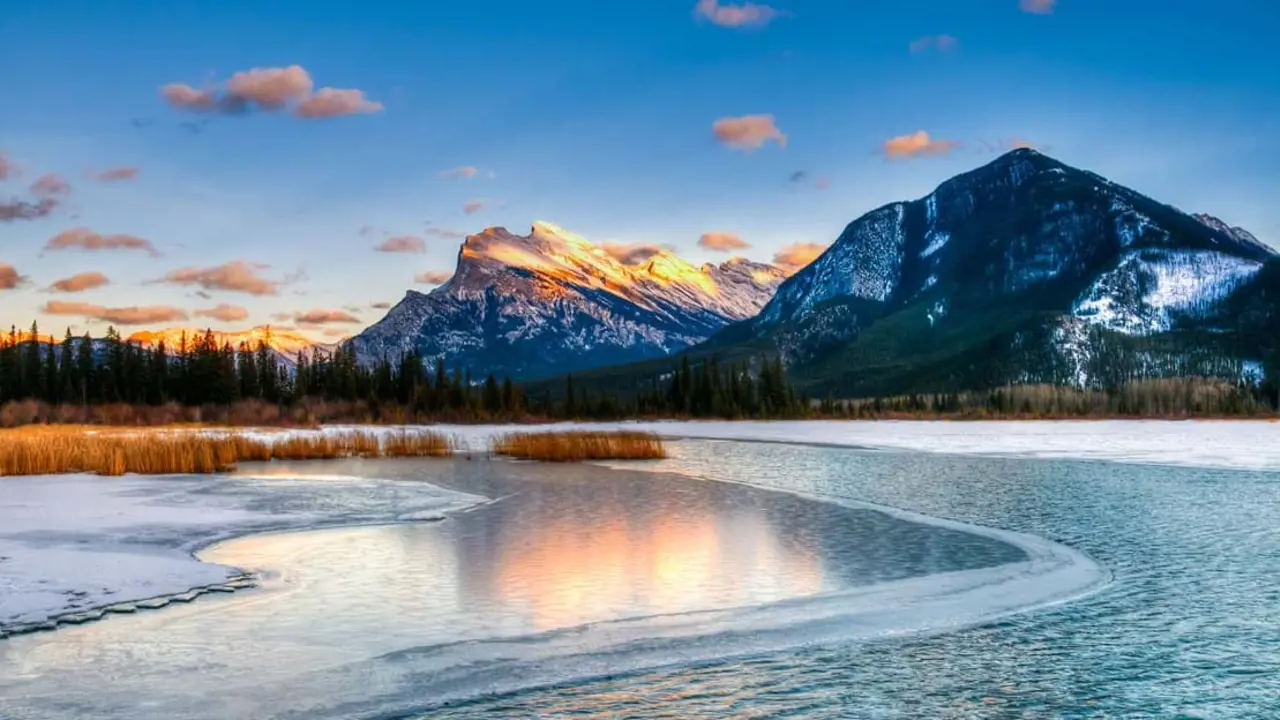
2, 0, 1277, 339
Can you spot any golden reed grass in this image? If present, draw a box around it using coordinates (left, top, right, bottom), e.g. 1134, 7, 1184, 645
491, 431, 666, 462
0, 427, 456, 477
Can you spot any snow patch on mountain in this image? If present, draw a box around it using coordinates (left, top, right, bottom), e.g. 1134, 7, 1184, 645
1073, 249, 1263, 334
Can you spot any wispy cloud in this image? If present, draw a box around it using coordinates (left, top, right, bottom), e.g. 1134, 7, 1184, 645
699, 232, 749, 252
463, 199, 490, 215
42, 301, 189, 326
909, 34, 959, 53
374, 235, 427, 254
601, 242, 671, 265
0, 262, 27, 289
882, 130, 960, 160
414, 270, 453, 285
438, 166, 480, 180
195, 303, 250, 322
713, 114, 787, 151
425, 227, 467, 239
370, 302, 391, 310
976, 138, 1040, 154
1020, 0, 1056, 14
162, 65, 382, 119
91, 167, 140, 182
45, 228, 160, 255
773, 242, 828, 274
694, 0, 781, 28
0, 151, 17, 181
48, 271, 110, 293
0, 198, 58, 222
30, 173, 71, 197
155, 260, 278, 296
294, 309, 362, 325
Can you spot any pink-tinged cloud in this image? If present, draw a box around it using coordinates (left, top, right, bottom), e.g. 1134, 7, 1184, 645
226, 65, 313, 110
712, 114, 787, 151
426, 227, 466, 239
157, 260, 278, 296
92, 167, 140, 182
42, 300, 189, 326
0, 198, 58, 221
814, 177, 831, 190
296, 88, 383, 118
439, 166, 479, 179
321, 328, 351, 339
0, 262, 27, 289
48, 271, 110, 293
909, 35, 959, 53
30, 173, 71, 197
463, 200, 489, 215
601, 242, 670, 265
415, 271, 453, 285
294, 309, 362, 325
370, 302, 391, 310
45, 228, 160, 255
270, 312, 293, 322
883, 130, 961, 160
161, 83, 221, 111
0, 150, 16, 181
195, 303, 250, 322
1020, 0, 1056, 14
699, 232, 750, 252
773, 242, 829, 274
374, 235, 427, 254
694, 0, 780, 28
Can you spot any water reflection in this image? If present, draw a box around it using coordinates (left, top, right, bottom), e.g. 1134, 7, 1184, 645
0, 456, 1027, 720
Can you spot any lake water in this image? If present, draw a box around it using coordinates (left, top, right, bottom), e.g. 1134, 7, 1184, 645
2, 439, 1279, 718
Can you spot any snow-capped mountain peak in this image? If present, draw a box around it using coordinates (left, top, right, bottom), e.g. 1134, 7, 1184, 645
349, 221, 787, 378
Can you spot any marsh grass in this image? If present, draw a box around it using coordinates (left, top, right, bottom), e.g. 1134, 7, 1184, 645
491, 431, 666, 462
0, 427, 457, 477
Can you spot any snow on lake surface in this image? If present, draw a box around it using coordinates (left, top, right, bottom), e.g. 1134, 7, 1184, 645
0, 469, 482, 631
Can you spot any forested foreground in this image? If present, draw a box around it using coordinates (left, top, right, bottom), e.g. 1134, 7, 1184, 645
0, 322, 1274, 427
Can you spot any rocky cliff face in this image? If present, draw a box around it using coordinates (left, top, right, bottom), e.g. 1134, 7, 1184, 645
348, 222, 785, 379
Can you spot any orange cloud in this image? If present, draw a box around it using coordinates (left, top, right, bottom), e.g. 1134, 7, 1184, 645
463, 200, 489, 215
883, 130, 960, 160
694, 0, 780, 28
322, 328, 351, 339
162, 65, 380, 119
773, 242, 828, 274
699, 232, 749, 252
195, 303, 250, 322
48, 271, 109, 293
439, 166, 479, 179
0, 262, 27, 289
295, 309, 362, 325
92, 167, 140, 182
0, 198, 58, 221
601, 241, 670, 265
226, 65, 313, 109
713, 114, 787, 151
30, 173, 71, 197
374, 235, 427, 254
909, 34, 958, 53
1020, 0, 1056, 13
42, 300, 189, 326
296, 88, 383, 118
157, 261, 278, 296
415, 271, 453, 285
45, 228, 159, 255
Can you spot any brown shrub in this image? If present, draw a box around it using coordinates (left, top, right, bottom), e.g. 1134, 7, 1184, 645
491, 431, 666, 462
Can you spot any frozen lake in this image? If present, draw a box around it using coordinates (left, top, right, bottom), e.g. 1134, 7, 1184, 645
3, 421, 1280, 717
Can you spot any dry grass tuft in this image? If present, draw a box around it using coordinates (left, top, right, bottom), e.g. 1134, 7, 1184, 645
0, 427, 456, 477
491, 431, 666, 462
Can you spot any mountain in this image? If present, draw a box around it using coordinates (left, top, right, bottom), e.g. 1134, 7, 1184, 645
559, 149, 1279, 397
348, 221, 786, 379
129, 326, 335, 366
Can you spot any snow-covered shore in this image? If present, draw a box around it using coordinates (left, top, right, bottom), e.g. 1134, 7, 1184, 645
0, 467, 483, 634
